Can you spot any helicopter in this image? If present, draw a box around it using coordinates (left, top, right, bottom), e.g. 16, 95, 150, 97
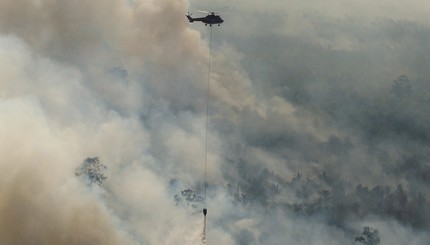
186, 10, 224, 26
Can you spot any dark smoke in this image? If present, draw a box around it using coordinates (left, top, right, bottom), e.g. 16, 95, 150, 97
1, 0, 430, 244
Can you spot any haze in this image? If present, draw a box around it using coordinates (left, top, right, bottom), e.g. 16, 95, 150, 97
0, 0, 429, 244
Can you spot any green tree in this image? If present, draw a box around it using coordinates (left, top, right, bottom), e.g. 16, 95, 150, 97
174, 188, 204, 209
75, 157, 107, 188
392, 75, 413, 98
355, 226, 380, 245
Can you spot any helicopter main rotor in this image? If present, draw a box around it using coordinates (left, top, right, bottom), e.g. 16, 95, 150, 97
195, 10, 219, 15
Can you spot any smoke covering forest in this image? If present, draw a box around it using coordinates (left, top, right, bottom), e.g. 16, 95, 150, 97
0, 0, 430, 244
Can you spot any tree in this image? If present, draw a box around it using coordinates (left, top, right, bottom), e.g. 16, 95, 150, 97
174, 188, 204, 209
392, 75, 413, 98
75, 157, 107, 188
354, 226, 380, 245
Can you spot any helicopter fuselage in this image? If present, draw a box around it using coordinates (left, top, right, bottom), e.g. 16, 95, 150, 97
186, 13, 224, 26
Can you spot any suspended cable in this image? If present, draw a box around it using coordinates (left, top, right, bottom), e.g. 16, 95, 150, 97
204, 26, 213, 206
201, 26, 213, 245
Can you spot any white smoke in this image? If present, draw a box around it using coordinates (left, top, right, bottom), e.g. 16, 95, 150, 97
1, 0, 429, 244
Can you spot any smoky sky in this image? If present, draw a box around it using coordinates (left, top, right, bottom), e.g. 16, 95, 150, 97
1, 0, 430, 244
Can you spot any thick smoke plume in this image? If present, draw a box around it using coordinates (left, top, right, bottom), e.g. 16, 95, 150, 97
1, 0, 430, 244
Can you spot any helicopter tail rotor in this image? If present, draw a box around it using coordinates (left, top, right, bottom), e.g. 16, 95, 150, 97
186, 13, 194, 22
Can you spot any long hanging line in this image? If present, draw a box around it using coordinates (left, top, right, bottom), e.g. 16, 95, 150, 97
201, 26, 213, 245
204, 26, 213, 205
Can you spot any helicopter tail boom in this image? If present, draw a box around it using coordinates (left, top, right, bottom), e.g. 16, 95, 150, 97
186, 14, 194, 22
